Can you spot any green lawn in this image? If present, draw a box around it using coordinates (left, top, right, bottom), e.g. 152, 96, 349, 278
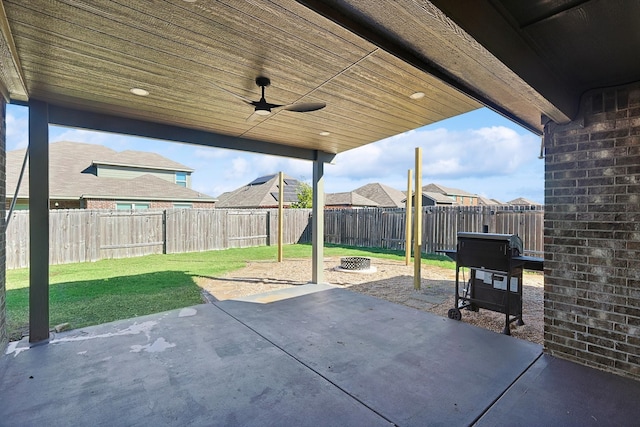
5, 244, 453, 341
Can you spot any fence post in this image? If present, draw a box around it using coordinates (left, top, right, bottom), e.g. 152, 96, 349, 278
162, 209, 167, 254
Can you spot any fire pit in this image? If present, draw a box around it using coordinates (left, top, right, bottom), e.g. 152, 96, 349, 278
334, 256, 377, 274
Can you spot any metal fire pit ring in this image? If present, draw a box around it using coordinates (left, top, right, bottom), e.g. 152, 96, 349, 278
334, 256, 377, 274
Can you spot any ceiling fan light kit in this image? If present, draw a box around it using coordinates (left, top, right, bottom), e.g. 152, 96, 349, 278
214, 76, 326, 118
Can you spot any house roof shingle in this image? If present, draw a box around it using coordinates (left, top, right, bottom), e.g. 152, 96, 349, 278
477, 196, 507, 205
422, 183, 476, 198
215, 173, 303, 208
325, 192, 379, 207
352, 183, 405, 208
93, 150, 193, 172
422, 191, 456, 204
508, 197, 541, 206
6, 141, 213, 202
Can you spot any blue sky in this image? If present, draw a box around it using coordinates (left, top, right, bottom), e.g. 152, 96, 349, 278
6, 105, 543, 203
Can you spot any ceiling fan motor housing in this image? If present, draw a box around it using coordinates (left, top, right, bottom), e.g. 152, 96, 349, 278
256, 76, 271, 87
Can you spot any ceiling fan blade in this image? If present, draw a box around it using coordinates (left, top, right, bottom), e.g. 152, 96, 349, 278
283, 102, 326, 113
211, 82, 254, 105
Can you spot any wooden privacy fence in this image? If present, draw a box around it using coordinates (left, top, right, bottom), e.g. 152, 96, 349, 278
324, 205, 544, 256
6, 205, 542, 269
6, 208, 312, 269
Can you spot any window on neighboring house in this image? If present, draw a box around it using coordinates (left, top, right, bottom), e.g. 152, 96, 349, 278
175, 172, 187, 187
116, 202, 150, 210
173, 203, 192, 209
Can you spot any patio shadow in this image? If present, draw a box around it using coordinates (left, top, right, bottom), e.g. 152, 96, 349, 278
5, 271, 203, 341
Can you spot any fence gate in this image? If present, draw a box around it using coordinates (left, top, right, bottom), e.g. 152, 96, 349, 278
225, 210, 269, 248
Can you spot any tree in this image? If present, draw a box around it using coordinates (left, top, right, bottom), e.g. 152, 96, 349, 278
291, 182, 312, 208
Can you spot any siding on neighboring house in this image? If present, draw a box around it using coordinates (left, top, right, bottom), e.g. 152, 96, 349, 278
422, 183, 478, 206
5, 141, 214, 209
96, 165, 192, 188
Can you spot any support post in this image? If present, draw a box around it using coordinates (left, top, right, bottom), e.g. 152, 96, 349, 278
28, 100, 50, 344
413, 148, 422, 290
278, 171, 284, 262
405, 169, 412, 266
311, 157, 325, 284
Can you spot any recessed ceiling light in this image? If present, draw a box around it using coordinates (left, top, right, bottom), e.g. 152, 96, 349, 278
183, 0, 197, 2
409, 92, 425, 100
130, 88, 149, 96
319, 131, 330, 136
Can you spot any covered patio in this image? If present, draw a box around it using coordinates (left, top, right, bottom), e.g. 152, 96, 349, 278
3, 286, 640, 426
1, 0, 640, 424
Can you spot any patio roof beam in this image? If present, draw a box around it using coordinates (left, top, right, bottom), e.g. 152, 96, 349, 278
46, 104, 337, 163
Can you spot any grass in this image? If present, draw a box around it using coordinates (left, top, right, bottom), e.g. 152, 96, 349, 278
5, 244, 454, 341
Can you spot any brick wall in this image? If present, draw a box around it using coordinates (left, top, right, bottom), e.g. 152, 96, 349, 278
544, 82, 640, 380
84, 199, 216, 209
0, 98, 7, 350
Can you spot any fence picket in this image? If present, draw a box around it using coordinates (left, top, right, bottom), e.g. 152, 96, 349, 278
6, 205, 543, 269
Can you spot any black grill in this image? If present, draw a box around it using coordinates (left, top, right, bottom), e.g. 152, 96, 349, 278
448, 232, 525, 335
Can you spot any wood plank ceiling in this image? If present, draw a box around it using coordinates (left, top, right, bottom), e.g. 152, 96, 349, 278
1, 0, 480, 156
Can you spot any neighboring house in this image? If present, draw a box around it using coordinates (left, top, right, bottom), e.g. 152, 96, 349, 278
421, 191, 456, 206
6, 141, 216, 210
507, 197, 542, 207
325, 192, 380, 209
351, 183, 406, 208
402, 191, 456, 206
477, 196, 505, 206
215, 174, 304, 208
422, 183, 479, 206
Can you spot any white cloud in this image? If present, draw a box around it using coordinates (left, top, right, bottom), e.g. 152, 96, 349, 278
327, 125, 538, 182
323, 125, 542, 201
4, 104, 543, 203
6, 111, 28, 150
193, 147, 232, 160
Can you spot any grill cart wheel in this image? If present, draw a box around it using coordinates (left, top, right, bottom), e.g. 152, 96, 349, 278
448, 308, 462, 321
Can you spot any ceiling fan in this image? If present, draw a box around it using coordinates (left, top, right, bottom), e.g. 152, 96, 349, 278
215, 76, 326, 119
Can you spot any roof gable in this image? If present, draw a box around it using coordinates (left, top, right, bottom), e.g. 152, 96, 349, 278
508, 197, 541, 206
93, 149, 193, 172
422, 183, 476, 197
422, 191, 455, 204
352, 183, 405, 208
215, 173, 303, 208
326, 192, 379, 207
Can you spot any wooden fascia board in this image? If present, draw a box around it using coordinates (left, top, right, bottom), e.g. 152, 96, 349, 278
0, 0, 28, 102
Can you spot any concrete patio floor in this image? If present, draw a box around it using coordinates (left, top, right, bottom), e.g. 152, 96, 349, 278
2, 285, 639, 426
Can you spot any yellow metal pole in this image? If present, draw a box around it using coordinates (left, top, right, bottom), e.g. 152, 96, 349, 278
405, 169, 413, 266
278, 171, 284, 262
414, 148, 422, 290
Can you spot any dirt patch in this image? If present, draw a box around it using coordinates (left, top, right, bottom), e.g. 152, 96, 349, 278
196, 257, 544, 345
